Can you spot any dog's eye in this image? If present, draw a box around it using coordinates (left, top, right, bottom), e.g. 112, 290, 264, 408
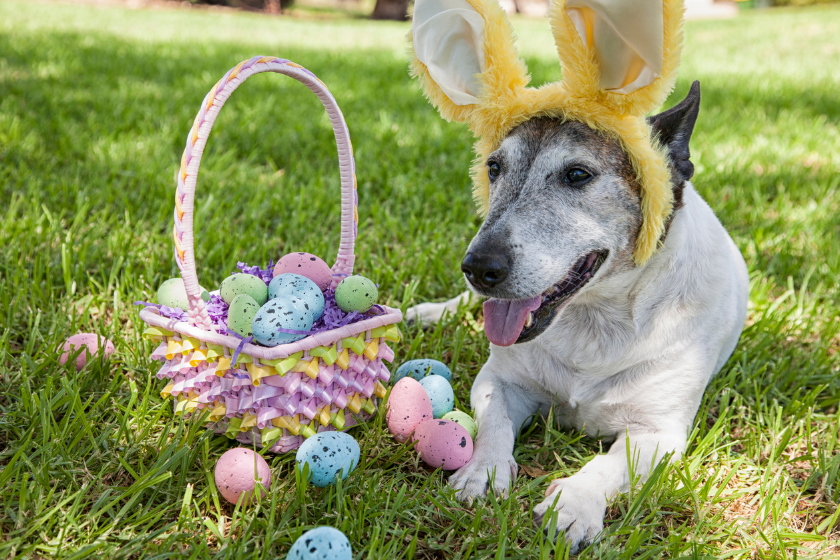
565, 168, 592, 185
488, 161, 501, 181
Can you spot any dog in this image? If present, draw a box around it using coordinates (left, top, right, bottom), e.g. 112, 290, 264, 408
407, 82, 749, 552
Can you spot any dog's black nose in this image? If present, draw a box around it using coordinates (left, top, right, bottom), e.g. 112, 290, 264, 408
462, 252, 510, 289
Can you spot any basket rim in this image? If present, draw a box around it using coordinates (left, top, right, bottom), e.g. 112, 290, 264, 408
139, 305, 402, 360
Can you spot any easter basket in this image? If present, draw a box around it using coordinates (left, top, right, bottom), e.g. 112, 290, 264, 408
138, 56, 402, 452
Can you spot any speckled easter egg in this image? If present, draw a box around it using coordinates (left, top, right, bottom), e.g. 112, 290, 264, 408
288, 527, 352, 560
334, 276, 378, 313
394, 359, 452, 383
386, 377, 434, 443
227, 294, 260, 337
268, 273, 325, 321
295, 431, 360, 488
413, 419, 473, 470
214, 447, 271, 506
418, 375, 455, 419
442, 410, 478, 439
251, 297, 313, 346
273, 252, 333, 291
59, 333, 116, 371
156, 278, 189, 309
220, 273, 269, 306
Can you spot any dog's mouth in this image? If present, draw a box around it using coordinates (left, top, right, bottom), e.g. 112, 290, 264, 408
482, 250, 608, 347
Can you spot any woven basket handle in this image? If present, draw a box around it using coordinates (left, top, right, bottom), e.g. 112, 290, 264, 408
173, 57, 358, 329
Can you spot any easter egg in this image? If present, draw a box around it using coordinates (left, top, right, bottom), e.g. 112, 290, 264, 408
274, 252, 333, 291
268, 273, 325, 321
334, 276, 378, 313
418, 375, 455, 419
156, 277, 189, 309
295, 431, 360, 487
413, 419, 473, 470
251, 297, 314, 346
59, 333, 115, 371
386, 377, 434, 443
214, 447, 271, 506
442, 410, 478, 439
288, 527, 352, 560
394, 359, 452, 383
220, 273, 269, 306
227, 294, 260, 337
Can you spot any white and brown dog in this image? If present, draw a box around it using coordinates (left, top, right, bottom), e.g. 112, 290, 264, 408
408, 82, 749, 551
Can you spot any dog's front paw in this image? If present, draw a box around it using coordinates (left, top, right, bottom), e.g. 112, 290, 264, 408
448, 454, 517, 501
533, 477, 607, 554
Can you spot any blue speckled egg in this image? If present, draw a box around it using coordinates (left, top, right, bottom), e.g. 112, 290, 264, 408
418, 375, 455, 419
394, 359, 452, 383
220, 273, 269, 306
287, 526, 352, 560
295, 431, 360, 488
268, 273, 325, 321
334, 275, 378, 313
251, 297, 313, 346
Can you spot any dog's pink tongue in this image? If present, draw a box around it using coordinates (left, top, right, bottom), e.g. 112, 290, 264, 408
483, 296, 542, 347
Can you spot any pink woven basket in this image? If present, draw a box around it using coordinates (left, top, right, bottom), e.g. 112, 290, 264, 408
138, 56, 402, 452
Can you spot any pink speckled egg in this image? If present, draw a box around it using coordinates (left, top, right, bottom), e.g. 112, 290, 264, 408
386, 377, 434, 443
59, 334, 115, 371
273, 252, 332, 291
412, 419, 473, 470
214, 448, 271, 506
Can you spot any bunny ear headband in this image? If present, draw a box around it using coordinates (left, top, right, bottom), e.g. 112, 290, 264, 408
410, 0, 685, 265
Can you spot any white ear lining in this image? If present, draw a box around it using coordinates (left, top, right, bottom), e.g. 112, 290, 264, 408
413, 0, 486, 106
567, 0, 664, 94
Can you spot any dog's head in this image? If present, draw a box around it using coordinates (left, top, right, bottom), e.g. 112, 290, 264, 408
463, 82, 701, 346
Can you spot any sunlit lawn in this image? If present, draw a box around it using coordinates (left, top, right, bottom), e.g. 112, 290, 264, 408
0, 1, 838, 558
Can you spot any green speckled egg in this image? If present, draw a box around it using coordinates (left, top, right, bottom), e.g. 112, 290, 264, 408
442, 410, 478, 439
220, 273, 269, 306
334, 276, 378, 313
227, 294, 260, 337
157, 278, 189, 310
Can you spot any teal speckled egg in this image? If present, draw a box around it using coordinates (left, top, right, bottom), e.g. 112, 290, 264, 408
418, 375, 455, 419
156, 278, 189, 310
287, 527, 352, 560
269, 273, 325, 321
334, 275, 378, 313
227, 294, 260, 337
442, 410, 478, 439
394, 359, 452, 383
295, 431, 360, 487
251, 297, 313, 346
220, 273, 269, 306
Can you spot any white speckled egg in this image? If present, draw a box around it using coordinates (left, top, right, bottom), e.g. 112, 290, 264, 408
268, 273, 325, 321
418, 375, 455, 419
251, 297, 313, 346
220, 273, 269, 306
334, 275, 378, 313
295, 432, 360, 487
413, 419, 473, 470
442, 410, 478, 439
227, 294, 260, 337
214, 447, 271, 505
386, 377, 434, 443
287, 527, 352, 560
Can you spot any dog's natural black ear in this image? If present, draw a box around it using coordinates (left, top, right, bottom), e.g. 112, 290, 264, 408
648, 80, 701, 186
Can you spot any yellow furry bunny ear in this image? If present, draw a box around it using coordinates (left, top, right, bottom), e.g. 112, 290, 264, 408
551, 0, 684, 116
410, 0, 529, 127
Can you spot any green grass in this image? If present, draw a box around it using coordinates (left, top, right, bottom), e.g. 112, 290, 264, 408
1, 1, 839, 558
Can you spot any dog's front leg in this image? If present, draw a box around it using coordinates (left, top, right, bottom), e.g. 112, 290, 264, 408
533, 426, 687, 552
449, 365, 540, 500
